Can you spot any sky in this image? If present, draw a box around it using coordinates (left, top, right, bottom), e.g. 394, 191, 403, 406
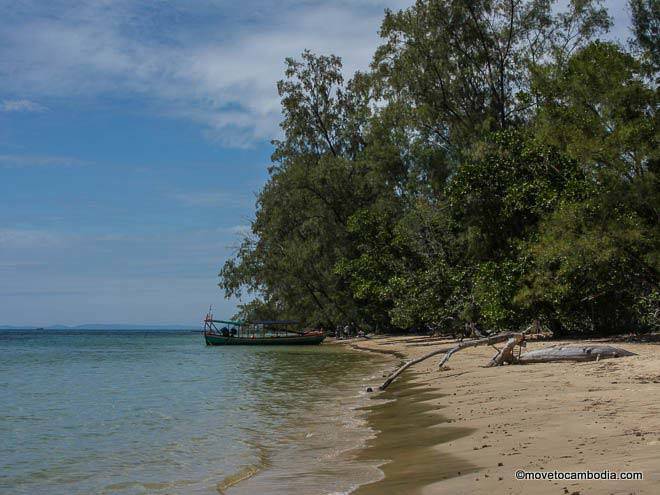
0, 0, 634, 327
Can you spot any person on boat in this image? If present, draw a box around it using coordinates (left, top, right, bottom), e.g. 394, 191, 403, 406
221, 327, 229, 337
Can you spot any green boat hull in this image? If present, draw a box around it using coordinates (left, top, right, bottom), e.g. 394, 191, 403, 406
204, 333, 325, 346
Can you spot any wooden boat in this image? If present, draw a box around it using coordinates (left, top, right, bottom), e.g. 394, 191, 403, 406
202, 312, 325, 346
204, 332, 325, 345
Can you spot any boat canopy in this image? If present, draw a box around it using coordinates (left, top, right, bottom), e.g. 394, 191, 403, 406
203, 313, 313, 340
210, 319, 244, 326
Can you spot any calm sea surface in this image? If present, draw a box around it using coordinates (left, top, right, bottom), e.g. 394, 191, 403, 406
0, 331, 391, 494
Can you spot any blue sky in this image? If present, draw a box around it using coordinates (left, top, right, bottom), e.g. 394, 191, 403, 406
0, 0, 633, 326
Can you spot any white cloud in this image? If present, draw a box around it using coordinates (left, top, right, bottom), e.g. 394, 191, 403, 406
1, 99, 47, 112
0, 1, 408, 145
0, 1, 632, 146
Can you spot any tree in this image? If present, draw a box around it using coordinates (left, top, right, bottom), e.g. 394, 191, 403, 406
443, 130, 589, 329
533, 41, 657, 182
517, 198, 659, 334
218, 1, 658, 336
372, 0, 610, 159
520, 40, 659, 334
629, 0, 660, 72
220, 52, 378, 327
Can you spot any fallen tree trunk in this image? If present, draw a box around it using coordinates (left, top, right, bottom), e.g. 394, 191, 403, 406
437, 332, 524, 368
377, 332, 521, 390
516, 345, 636, 364
372, 335, 636, 392
377, 345, 456, 391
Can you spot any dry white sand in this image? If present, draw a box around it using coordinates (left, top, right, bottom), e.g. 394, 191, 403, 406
346, 336, 660, 495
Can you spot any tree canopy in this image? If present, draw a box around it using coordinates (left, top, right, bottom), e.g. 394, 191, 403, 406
219, 0, 659, 336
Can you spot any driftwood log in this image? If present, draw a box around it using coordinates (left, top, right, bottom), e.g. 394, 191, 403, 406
374, 333, 636, 391
436, 332, 523, 368
378, 332, 522, 390
377, 345, 456, 390
517, 345, 636, 364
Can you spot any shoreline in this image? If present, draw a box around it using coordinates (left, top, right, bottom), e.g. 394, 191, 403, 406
224, 343, 397, 495
340, 336, 659, 494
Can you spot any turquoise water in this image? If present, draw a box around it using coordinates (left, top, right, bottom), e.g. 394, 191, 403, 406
0, 331, 390, 494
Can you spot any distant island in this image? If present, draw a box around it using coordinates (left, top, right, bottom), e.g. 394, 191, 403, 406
0, 324, 195, 331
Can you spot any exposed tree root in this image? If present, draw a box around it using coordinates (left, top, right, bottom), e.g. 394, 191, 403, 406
486, 334, 525, 367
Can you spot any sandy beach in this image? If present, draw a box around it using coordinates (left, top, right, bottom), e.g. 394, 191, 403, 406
344, 336, 660, 495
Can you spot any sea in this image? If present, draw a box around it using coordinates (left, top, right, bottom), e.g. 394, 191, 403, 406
0, 330, 393, 495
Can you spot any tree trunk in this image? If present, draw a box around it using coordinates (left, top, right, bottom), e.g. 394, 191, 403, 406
377, 345, 456, 390
437, 332, 523, 368
376, 332, 522, 390
517, 345, 636, 364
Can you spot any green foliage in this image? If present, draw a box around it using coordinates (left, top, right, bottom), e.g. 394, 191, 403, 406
447, 131, 588, 255
385, 200, 466, 331
219, 1, 659, 335
629, 0, 660, 72
533, 41, 657, 180
439, 130, 591, 330
372, 0, 610, 154
517, 199, 659, 334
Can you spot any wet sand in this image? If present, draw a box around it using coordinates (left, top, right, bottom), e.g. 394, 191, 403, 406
352, 373, 476, 494
346, 336, 660, 494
